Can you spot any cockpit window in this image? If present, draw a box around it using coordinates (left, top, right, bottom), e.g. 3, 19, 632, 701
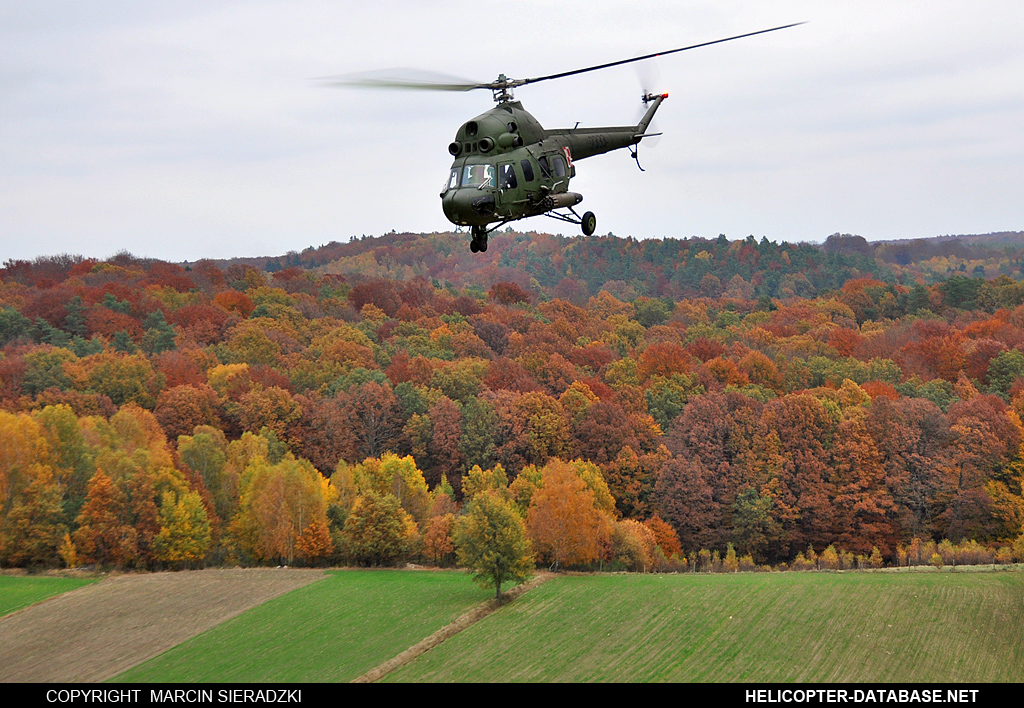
462, 164, 496, 188
446, 169, 459, 191
552, 156, 567, 178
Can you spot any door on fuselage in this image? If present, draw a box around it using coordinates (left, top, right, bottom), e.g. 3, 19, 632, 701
497, 162, 520, 213
537, 153, 570, 194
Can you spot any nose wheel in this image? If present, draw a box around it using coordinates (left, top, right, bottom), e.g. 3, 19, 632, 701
470, 226, 488, 253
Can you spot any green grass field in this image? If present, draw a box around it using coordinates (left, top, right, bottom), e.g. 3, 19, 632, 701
112, 569, 492, 683
0, 575, 98, 617
386, 570, 1024, 682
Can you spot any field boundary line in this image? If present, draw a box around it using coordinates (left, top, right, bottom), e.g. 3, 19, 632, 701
352, 571, 554, 683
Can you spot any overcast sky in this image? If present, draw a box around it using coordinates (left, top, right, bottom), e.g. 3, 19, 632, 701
2, 1, 1023, 262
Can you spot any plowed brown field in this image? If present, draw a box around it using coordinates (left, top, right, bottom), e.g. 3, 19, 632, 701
0, 568, 325, 683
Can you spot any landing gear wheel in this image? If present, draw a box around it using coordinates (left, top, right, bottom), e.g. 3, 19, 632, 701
470, 226, 489, 253
581, 211, 597, 236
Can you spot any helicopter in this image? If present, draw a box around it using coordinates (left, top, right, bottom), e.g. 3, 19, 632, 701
327, 23, 803, 253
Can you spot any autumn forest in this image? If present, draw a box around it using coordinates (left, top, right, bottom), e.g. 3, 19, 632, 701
3, 229, 1024, 575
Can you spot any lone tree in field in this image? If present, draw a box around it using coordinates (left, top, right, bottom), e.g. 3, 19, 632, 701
455, 490, 533, 600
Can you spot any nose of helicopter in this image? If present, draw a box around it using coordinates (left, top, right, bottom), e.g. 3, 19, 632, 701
442, 188, 495, 226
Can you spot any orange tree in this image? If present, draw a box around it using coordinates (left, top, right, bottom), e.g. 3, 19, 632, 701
526, 459, 611, 570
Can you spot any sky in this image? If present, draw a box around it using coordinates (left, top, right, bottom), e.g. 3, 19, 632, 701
1, 0, 1023, 262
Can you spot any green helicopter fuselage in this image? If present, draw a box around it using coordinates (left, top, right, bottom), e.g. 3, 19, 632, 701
440, 95, 665, 229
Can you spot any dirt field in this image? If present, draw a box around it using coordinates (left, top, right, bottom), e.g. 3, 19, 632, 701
0, 568, 325, 683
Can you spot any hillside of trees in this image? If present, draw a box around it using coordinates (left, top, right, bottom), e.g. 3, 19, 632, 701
215, 229, 1024, 301
2, 230, 1024, 572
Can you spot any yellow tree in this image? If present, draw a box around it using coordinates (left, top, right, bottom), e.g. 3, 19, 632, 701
610, 519, 656, 572
565, 459, 616, 515
153, 490, 211, 568
71, 352, 164, 408
509, 464, 543, 514
515, 391, 571, 466
461, 464, 510, 502
0, 410, 51, 511
350, 454, 430, 524
0, 465, 66, 567
84, 405, 190, 566
0, 411, 67, 567
232, 455, 331, 565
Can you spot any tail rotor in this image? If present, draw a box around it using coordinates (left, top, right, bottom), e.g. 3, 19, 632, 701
634, 61, 664, 148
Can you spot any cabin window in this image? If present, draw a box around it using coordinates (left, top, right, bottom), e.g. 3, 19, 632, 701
520, 159, 535, 182
500, 163, 518, 190
462, 164, 496, 188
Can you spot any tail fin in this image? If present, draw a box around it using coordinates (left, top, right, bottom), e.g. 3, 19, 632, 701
636, 93, 668, 138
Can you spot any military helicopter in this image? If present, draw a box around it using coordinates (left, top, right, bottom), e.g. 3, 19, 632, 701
327, 23, 803, 253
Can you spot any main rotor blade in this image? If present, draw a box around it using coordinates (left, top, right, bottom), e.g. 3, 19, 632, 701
519, 22, 806, 87
316, 69, 488, 92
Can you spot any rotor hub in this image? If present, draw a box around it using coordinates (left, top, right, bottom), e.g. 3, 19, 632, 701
490, 74, 521, 103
